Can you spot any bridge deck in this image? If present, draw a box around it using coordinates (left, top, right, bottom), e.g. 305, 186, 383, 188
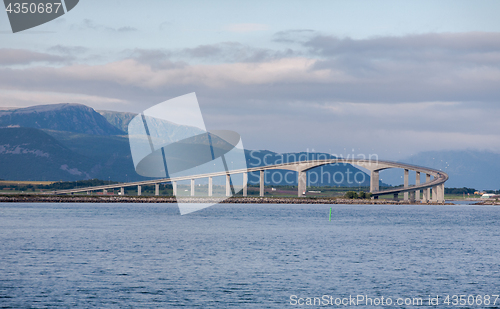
50, 159, 448, 198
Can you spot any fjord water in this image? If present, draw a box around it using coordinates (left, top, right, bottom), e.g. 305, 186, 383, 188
1, 203, 499, 308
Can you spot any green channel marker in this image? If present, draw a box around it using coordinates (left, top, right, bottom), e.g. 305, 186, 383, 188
329, 207, 332, 221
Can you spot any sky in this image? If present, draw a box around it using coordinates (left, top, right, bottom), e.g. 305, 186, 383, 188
1, 0, 500, 159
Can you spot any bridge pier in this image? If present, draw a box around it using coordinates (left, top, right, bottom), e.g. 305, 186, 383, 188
208, 177, 213, 197
172, 181, 177, 196
120, 187, 124, 196
243, 173, 248, 196
226, 174, 231, 197
260, 170, 264, 197
137, 185, 141, 196
415, 172, 420, 202
404, 169, 409, 201
370, 170, 379, 192
298, 171, 307, 197
424, 174, 431, 202
155, 184, 159, 196
410, 191, 415, 201
432, 185, 437, 202
191, 179, 195, 196
103, 189, 107, 195
438, 183, 445, 203
422, 175, 428, 201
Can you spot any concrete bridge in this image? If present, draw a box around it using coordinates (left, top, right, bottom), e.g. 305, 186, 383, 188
52, 159, 448, 202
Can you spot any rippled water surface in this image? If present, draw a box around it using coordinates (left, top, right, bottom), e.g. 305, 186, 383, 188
1, 203, 499, 308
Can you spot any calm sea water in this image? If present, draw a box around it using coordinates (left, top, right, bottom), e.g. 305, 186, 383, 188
1, 203, 499, 308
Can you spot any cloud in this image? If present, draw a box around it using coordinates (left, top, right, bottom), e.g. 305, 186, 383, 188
296, 32, 500, 103
0, 49, 67, 65
117, 26, 138, 32
72, 19, 138, 32
47, 45, 88, 55
127, 49, 175, 68
224, 23, 268, 33
202, 99, 500, 158
2, 32, 500, 106
1, 32, 500, 157
304, 32, 500, 56
0, 57, 340, 95
179, 42, 297, 63
0, 89, 127, 110
273, 29, 317, 43
127, 43, 297, 64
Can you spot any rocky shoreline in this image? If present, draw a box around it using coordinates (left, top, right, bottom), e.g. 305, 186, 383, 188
0, 194, 454, 205
473, 200, 500, 205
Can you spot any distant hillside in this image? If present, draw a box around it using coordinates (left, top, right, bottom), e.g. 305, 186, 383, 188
98, 110, 205, 144
98, 110, 137, 132
42, 129, 146, 182
0, 103, 125, 136
0, 127, 155, 182
0, 128, 95, 181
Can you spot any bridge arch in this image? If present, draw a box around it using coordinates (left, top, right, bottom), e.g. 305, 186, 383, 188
257, 159, 448, 202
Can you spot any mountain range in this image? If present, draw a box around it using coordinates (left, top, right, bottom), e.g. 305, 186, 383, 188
0, 103, 124, 136
0, 103, 499, 189
0, 103, 375, 186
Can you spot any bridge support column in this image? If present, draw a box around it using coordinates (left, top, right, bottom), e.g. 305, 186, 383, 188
155, 184, 159, 196
415, 172, 420, 202
259, 170, 264, 197
120, 187, 124, 196
191, 179, 195, 196
172, 181, 177, 196
432, 185, 438, 202
404, 169, 409, 201
226, 174, 231, 197
370, 170, 379, 192
103, 189, 107, 195
243, 173, 248, 196
87, 191, 90, 195
425, 174, 431, 202
208, 177, 213, 197
410, 191, 415, 202
438, 183, 445, 203
137, 185, 141, 196
298, 171, 307, 197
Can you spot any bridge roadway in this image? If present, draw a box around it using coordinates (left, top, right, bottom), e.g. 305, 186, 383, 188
51, 159, 448, 202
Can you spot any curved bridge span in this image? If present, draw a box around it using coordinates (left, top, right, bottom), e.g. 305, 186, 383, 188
52, 159, 448, 202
